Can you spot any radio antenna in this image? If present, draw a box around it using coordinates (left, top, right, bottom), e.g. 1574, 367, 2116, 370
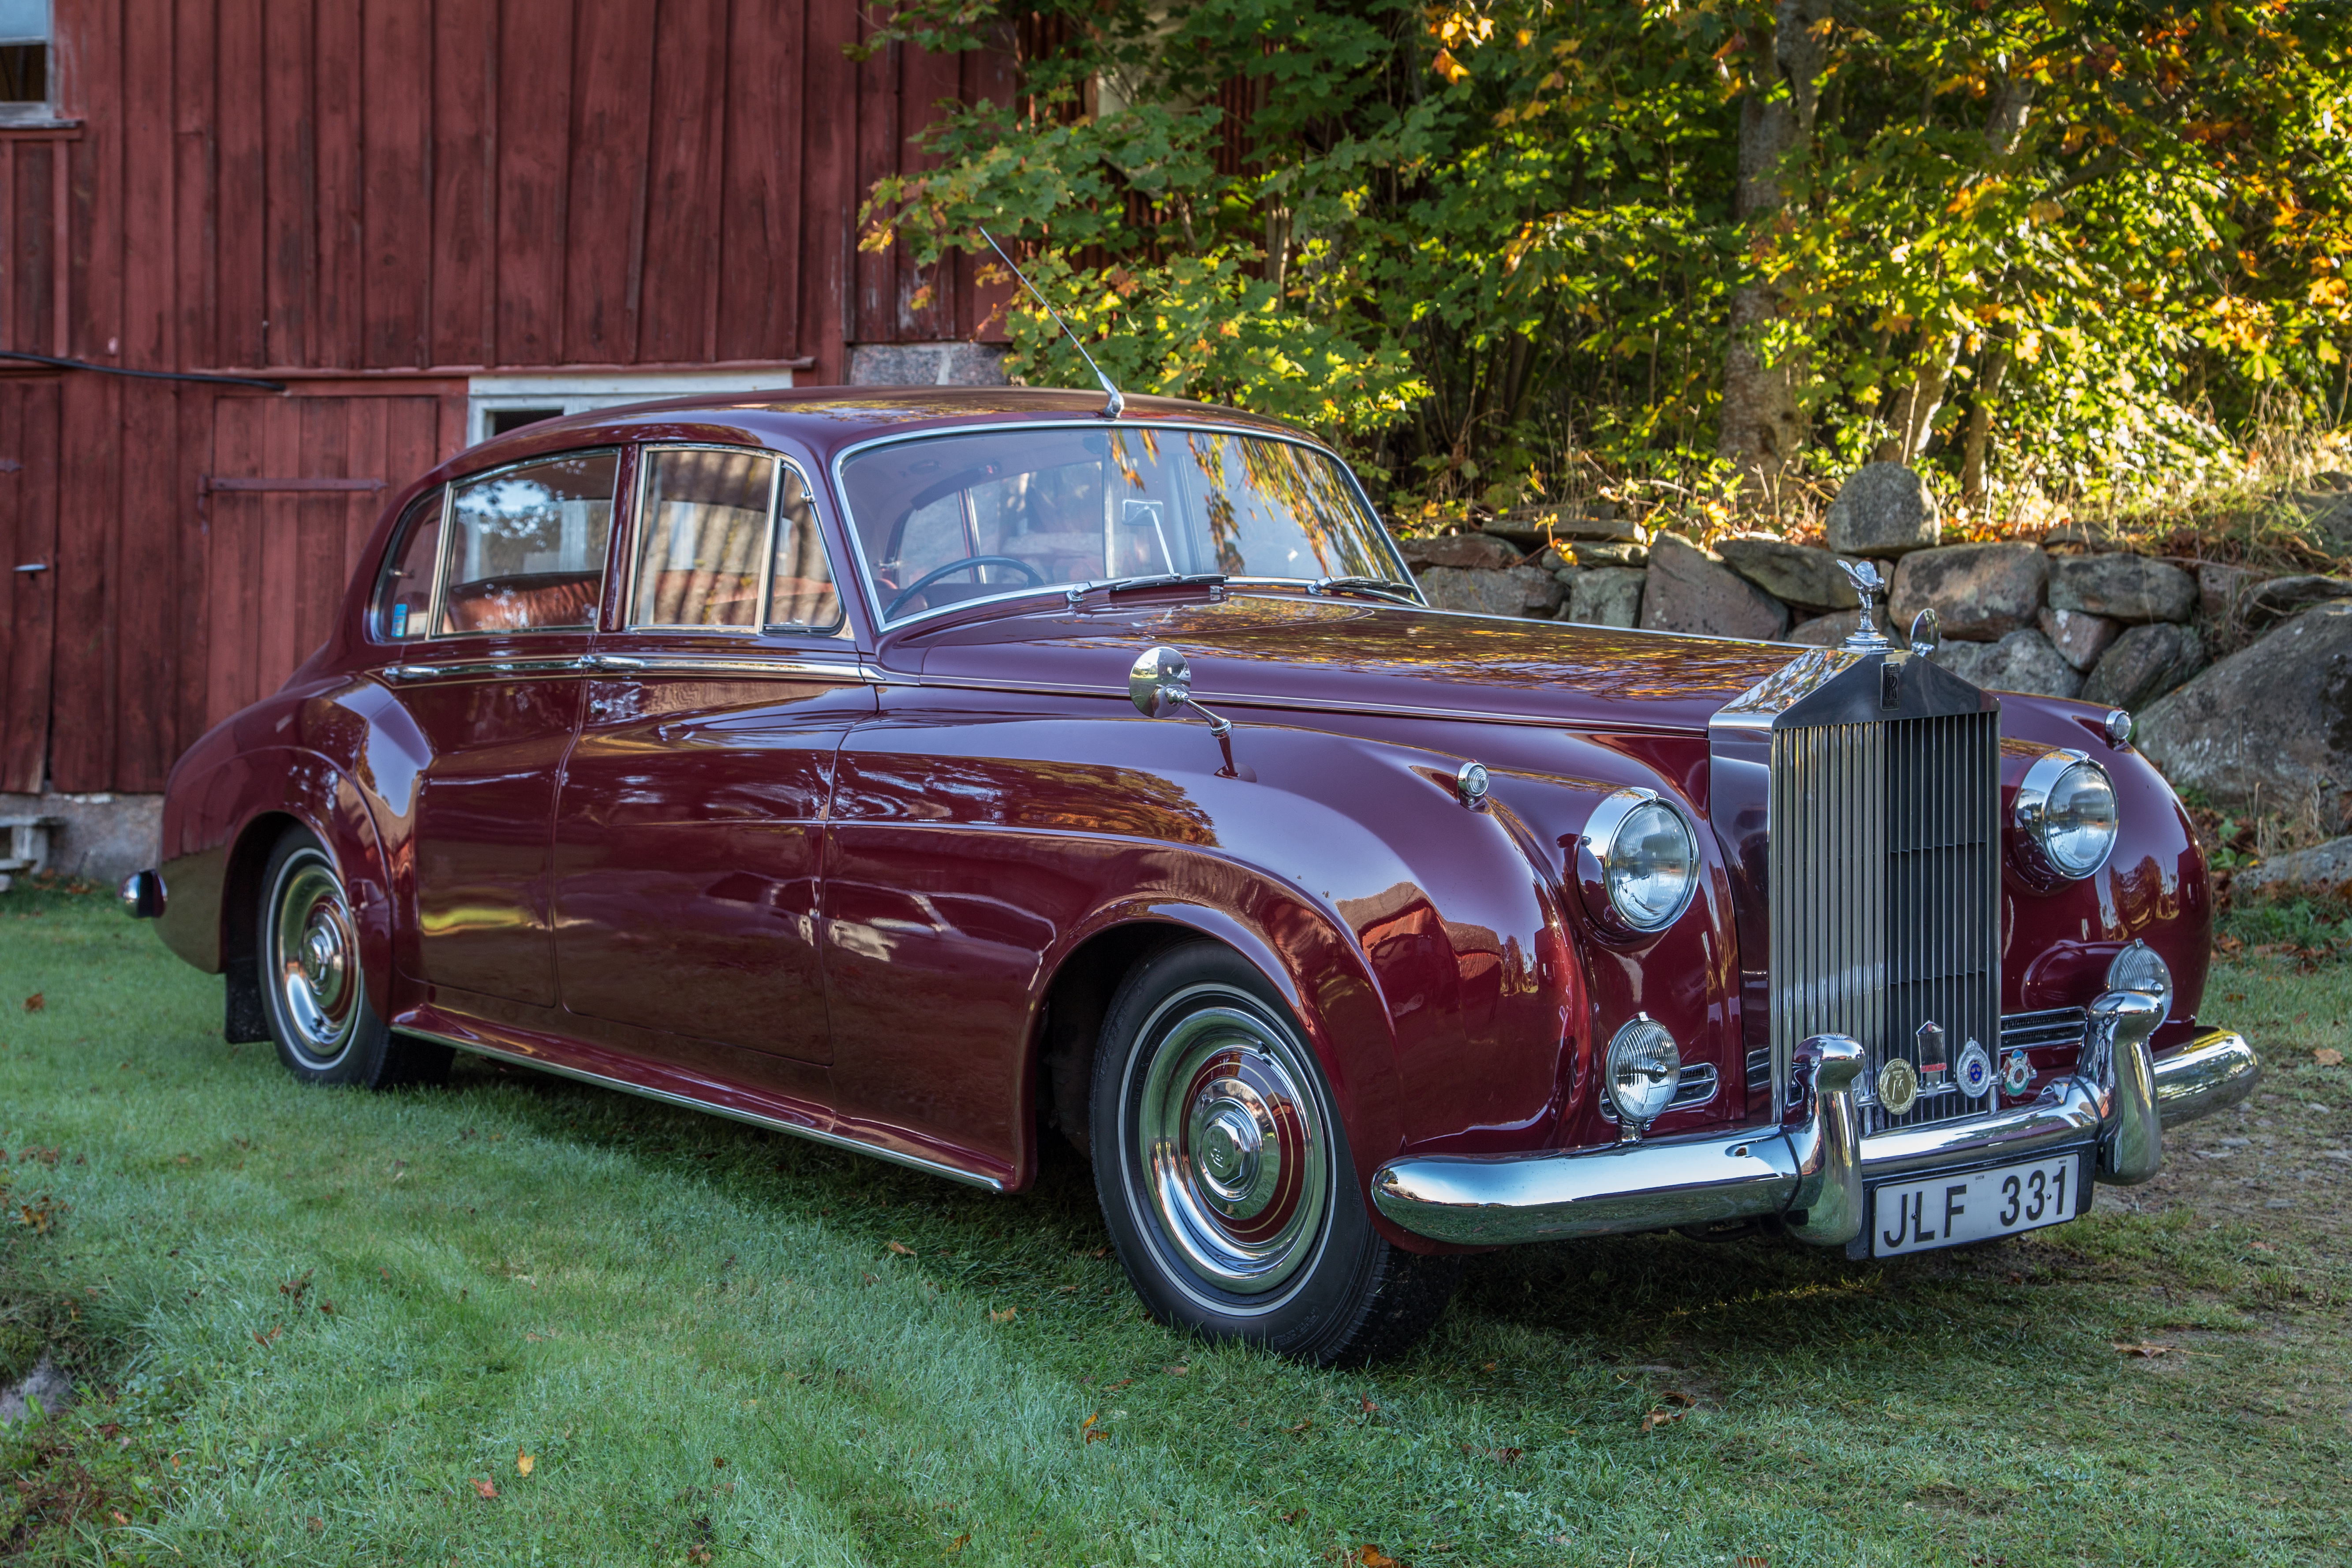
977, 227, 1124, 420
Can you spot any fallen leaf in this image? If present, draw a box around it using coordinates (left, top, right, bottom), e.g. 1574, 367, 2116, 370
1087, 1246, 1110, 1258
1460, 1442, 1522, 1463
990, 1306, 1017, 1324
1284, 1418, 1313, 1434
471, 1478, 498, 1499
110, 1510, 130, 1526
1280, 1508, 1306, 1524
1481, 1361, 1498, 1372
1057, 1283, 1078, 1293
1101, 1378, 1133, 1391
23, 993, 42, 1012
516, 1451, 535, 1477
1359, 1396, 1379, 1415
1353, 1546, 1403, 1568
1735, 1558, 1770, 1568
1640, 1408, 1684, 1433
2316, 1048, 2345, 1067
2113, 1341, 2175, 1358
887, 1240, 913, 1256
1661, 1389, 1698, 1407
1164, 1363, 1188, 1375
712, 1456, 726, 1468
1081, 1413, 1107, 1445
946, 1532, 971, 1555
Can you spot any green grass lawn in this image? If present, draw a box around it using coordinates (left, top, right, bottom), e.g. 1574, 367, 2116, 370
4, 884, 2349, 1566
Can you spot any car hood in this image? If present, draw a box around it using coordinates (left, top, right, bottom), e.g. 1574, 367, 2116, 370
883, 591, 1804, 733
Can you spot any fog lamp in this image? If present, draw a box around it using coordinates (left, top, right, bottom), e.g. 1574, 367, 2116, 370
2105, 939, 2173, 1014
1605, 1015, 1682, 1137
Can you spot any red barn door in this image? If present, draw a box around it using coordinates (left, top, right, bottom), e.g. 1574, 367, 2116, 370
0, 377, 60, 794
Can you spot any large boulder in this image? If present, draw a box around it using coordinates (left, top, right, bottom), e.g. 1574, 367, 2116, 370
1402, 534, 1520, 572
1639, 534, 1789, 640
1786, 610, 1861, 647
2232, 834, 2352, 899
1825, 464, 1941, 557
2038, 607, 2120, 672
2047, 553, 2197, 624
1419, 564, 1561, 617
2197, 561, 2266, 621
2139, 602, 2352, 814
1571, 541, 1646, 569
2241, 574, 2352, 632
2082, 622, 2206, 710
1566, 566, 1645, 627
1889, 543, 2048, 642
1716, 537, 1859, 611
1930, 628, 2083, 699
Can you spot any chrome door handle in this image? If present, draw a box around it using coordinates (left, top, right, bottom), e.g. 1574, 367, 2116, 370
583, 654, 646, 672
389, 664, 449, 681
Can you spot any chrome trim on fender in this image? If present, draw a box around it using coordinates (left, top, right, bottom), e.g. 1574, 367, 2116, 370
406, 1027, 1007, 1192
2154, 1027, 2259, 1127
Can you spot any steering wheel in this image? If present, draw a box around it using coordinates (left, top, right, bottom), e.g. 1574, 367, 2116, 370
883, 555, 1047, 620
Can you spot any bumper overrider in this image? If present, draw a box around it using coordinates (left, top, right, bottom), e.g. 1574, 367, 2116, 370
1371, 990, 2259, 1248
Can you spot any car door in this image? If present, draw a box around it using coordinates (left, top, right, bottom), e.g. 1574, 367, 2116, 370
378, 449, 621, 1007
550, 445, 871, 1064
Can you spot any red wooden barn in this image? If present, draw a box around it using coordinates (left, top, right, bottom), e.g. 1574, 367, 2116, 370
0, 0, 1013, 872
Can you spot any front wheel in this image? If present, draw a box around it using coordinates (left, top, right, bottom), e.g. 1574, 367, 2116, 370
256, 825, 449, 1089
1090, 939, 1460, 1365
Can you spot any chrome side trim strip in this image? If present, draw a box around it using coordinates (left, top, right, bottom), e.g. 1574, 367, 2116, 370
595, 655, 881, 682
406, 1026, 1007, 1191
2152, 1027, 2259, 1128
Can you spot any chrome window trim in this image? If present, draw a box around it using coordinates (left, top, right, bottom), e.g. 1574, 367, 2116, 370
423, 445, 626, 640
367, 483, 453, 646
625, 442, 784, 635
827, 418, 1418, 634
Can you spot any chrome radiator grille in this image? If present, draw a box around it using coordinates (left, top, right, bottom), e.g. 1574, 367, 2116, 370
1769, 711, 2001, 1130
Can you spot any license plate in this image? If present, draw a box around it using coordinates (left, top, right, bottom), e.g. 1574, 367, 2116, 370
1871, 1151, 2089, 1257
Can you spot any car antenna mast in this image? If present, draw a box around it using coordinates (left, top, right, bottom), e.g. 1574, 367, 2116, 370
977, 227, 1124, 420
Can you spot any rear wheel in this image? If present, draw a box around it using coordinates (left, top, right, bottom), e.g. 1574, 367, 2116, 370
257, 825, 449, 1088
1090, 939, 1460, 1365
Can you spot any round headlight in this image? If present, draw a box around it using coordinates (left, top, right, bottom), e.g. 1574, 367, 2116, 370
1579, 789, 1699, 934
2105, 939, 2173, 1012
2015, 751, 2118, 882
1605, 1015, 1682, 1130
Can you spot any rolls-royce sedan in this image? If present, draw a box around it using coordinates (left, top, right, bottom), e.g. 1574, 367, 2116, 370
125, 387, 2258, 1364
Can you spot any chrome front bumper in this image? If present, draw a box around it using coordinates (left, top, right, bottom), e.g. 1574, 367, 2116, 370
1372, 996, 2258, 1249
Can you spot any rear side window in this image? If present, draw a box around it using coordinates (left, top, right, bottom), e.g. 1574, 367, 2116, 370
438, 451, 618, 634
628, 446, 844, 636
373, 489, 444, 642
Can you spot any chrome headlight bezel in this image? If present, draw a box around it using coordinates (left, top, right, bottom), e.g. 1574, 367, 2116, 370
1603, 1014, 1683, 1131
1575, 787, 1701, 936
2012, 749, 2119, 885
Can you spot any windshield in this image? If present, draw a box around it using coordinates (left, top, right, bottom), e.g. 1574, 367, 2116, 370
837, 426, 1404, 624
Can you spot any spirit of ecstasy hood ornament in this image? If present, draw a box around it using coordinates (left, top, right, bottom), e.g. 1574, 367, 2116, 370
1838, 558, 1892, 652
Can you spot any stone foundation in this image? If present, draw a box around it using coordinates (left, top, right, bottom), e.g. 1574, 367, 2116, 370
0, 792, 161, 886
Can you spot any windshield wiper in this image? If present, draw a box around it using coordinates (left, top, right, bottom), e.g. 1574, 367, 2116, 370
1306, 575, 1421, 606
1065, 572, 1228, 604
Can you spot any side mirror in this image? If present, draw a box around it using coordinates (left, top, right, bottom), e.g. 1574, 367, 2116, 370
1128, 645, 1230, 736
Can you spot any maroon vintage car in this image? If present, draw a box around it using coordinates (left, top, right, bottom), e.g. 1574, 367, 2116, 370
127, 387, 2257, 1364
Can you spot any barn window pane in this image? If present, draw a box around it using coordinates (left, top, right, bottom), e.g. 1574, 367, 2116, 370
631, 448, 776, 630
438, 451, 617, 634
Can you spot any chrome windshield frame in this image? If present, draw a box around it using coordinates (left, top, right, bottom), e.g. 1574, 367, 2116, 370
827, 417, 1417, 635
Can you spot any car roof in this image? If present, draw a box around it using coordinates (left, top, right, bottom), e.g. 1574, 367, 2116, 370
423, 385, 1320, 488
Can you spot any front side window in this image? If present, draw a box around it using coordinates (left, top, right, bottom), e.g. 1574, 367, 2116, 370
838, 426, 1401, 625
438, 451, 617, 634
0, 0, 49, 119
372, 489, 444, 642
629, 447, 844, 635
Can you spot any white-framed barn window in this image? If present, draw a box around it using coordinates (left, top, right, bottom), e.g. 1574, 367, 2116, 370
0, 0, 52, 125
465, 368, 800, 449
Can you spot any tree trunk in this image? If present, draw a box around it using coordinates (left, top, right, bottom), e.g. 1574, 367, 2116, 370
1961, 342, 2012, 504
1890, 333, 1960, 461
1719, 0, 1832, 497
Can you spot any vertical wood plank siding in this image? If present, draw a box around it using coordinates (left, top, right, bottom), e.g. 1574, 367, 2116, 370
4, 1, 1008, 794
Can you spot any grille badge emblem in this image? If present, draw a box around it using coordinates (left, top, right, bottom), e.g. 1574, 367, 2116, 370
1877, 1057, 1920, 1115
1915, 1020, 1950, 1094
1958, 1039, 1993, 1099
2001, 1049, 2036, 1096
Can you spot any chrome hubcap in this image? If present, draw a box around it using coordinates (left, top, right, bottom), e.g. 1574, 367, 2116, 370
269, 853, 361, 1068
1130, 988, 1331, 1303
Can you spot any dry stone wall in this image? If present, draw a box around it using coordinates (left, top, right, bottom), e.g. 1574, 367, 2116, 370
1395, 466, 2268, 719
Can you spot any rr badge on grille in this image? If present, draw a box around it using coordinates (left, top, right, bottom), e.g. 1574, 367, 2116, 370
1916, 1021, 1950, 1095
